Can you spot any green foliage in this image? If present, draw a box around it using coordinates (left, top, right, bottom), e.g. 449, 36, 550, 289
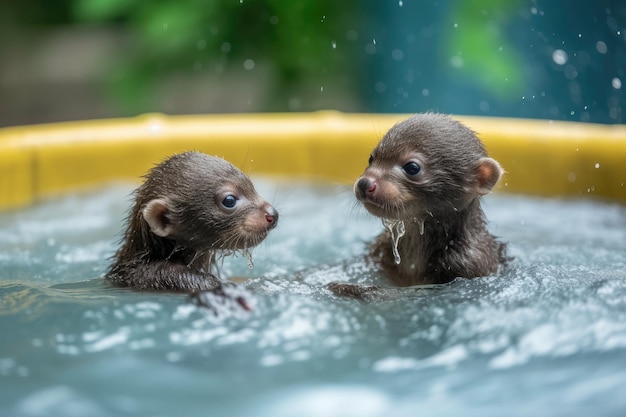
445, 0, 526, 99
71, 0, 359, 111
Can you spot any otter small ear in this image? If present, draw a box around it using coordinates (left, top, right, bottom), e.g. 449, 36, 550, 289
143, 198, 175, 237
475, 157, 503, 195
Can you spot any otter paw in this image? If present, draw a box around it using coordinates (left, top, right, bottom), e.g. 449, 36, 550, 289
327, 282, 382, 301
190, 283, 254, 315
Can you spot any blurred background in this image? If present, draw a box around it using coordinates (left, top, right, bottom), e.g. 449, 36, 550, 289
0, 0, 624, 127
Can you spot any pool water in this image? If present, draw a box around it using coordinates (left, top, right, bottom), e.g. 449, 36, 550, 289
1, 181, 625, 417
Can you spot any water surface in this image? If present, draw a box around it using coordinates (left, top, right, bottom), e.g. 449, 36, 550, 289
0, 181, 624, 417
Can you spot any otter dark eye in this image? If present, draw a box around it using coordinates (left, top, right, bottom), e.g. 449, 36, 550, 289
402, 161, 421, 176
368, 154, 373, 165
222, 195, 238, 208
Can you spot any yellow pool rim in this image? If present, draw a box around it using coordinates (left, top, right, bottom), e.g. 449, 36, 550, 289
1, 111, 625, 210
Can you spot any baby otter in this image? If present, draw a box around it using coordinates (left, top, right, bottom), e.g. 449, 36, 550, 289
106, 151, 278, 307
329, 113, 507, 299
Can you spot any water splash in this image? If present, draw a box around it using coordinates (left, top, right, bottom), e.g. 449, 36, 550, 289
382, 219, 405, 265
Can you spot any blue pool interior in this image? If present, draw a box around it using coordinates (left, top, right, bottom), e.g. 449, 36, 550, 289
1, 180, 625, 417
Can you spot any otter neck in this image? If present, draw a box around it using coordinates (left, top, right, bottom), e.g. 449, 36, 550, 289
388, 198, 486, 285
117, 207, 215, 272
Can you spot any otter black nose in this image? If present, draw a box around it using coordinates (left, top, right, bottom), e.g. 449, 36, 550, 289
356, 177, 376, 198
265, 206, 279, 228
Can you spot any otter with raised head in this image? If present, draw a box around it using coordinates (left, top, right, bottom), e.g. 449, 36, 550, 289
329, 113, 508, 299
106, 151, 278, 308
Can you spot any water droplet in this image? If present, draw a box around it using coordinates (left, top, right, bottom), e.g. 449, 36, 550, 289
450, 55, 464, 68
391, 49, 404, 61
346, 30, 358, 41
196, 39, 207, 50
382, 219, 406, 265
243, 59, 255, 70
567, 172, 576, 183
596, 41, 608, 54
243, 249, 254, 269
552, 49, 568, 65
611, 77, 622, 89
269, 15, 279, 25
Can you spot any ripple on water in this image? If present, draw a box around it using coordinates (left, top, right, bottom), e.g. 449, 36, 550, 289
0, 183, 625, 417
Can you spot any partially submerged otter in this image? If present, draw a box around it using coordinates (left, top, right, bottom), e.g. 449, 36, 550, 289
330, 113, 508, 299
106, 151, 278, 306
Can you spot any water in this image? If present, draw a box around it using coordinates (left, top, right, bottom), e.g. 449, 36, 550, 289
0, 181, 625, 417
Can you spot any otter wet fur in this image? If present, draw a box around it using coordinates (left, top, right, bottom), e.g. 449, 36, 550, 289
106, 151, 278, 310
329, 113, 508, 300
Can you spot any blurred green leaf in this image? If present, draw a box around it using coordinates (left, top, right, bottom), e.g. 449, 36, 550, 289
74, 0, 133, 21
445, 0, 526, 100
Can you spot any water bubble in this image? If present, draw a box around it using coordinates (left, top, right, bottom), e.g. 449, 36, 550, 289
530, 7, 538, 15
331, 40, 337, 49
552, 49, 568, 65
611, 77, 622, 89
374, 82, 386, 94
382, 219, 406, 265
595, 163, 600, 169
453, 23, 459, 28
196, 39, 207, 50
372, 38, 377, 45
422, 88, 430, 97
269, 16, 279, 25
399, 1, 403, 6
221, 42, 232, 53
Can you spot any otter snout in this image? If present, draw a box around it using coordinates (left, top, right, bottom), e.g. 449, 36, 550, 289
355, 177, 377, 200
264, 205, 279, 229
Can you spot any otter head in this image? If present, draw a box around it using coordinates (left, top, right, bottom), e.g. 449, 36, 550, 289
139, 152, 278, 252
354, 113, 503, 221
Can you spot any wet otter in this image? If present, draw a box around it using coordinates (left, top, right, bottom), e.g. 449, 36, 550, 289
106, 151, 278, 308
329, 113, 508, 299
